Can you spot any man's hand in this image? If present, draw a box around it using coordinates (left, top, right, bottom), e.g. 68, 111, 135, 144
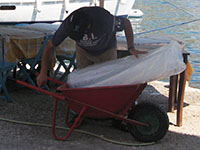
129, 47, 147, 58
36, 73, 48, 88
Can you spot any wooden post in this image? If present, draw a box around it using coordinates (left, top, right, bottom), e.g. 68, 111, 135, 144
168, 75, 178, 112
99, 0, 104, 7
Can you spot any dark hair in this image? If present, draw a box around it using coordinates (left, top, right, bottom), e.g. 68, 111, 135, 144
68, 10, 90, 40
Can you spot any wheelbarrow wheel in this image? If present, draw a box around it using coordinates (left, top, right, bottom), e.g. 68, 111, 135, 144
128, 102, 169, 142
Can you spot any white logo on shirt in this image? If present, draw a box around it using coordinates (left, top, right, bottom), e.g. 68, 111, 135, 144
80, 33, 100, 47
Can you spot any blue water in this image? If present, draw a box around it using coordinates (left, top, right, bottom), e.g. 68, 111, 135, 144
130, 0, 200, 89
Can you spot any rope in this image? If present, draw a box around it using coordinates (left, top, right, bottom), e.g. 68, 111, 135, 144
135, 18, 200, 36
0, 117, 155, 146
162, 0, 198, 18
134, 0, 200, 36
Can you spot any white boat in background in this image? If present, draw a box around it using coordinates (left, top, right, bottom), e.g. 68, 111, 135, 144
0, 0, 136, 22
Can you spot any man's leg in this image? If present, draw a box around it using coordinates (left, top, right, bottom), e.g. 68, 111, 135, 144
75, 45, 93, 69
76, 45, 117, 69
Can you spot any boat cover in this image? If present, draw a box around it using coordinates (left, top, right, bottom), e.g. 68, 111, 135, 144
67, 36, 186, 88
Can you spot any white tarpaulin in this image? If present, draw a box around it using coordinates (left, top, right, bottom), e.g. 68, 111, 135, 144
67, 40, 186, 88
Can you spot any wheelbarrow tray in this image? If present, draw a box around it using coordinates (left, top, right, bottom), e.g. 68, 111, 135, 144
58, 83, 147, 118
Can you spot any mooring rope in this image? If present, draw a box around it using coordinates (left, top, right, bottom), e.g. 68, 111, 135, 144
134, 0, 200, 36
135, 18, 200, 36
163, 0, 198, 18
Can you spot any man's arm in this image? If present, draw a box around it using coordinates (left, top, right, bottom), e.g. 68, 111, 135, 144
36, 40, 55, 87
123, 18, 147, 58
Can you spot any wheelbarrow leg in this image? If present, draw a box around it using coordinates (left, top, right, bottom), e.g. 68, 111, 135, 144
52, 98, 87, 141
65, 105, 84, 128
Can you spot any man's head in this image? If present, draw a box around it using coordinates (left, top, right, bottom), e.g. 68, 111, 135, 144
68, 10, 91, 40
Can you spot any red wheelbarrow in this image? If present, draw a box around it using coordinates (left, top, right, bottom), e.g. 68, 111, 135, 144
16, 76, 169, 143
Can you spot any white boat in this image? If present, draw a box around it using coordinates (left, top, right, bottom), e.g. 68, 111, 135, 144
0, 0, 135, 22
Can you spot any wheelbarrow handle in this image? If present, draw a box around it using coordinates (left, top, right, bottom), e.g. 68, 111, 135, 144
66, 97, 149, 127
15, 79, 65, 101
34, 72, 65, 85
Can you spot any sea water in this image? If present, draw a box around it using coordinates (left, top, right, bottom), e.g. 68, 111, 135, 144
130, 0, 200, 89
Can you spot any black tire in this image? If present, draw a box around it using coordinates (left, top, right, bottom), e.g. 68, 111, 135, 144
128, 102, 169, 142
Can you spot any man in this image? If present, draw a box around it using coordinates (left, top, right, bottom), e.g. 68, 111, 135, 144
37, 6, 146, 87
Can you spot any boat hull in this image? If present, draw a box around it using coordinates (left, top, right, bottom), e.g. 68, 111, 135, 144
0, 0, 135, 22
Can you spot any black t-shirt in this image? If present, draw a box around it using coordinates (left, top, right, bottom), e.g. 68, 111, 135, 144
52, 6, 125, 56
